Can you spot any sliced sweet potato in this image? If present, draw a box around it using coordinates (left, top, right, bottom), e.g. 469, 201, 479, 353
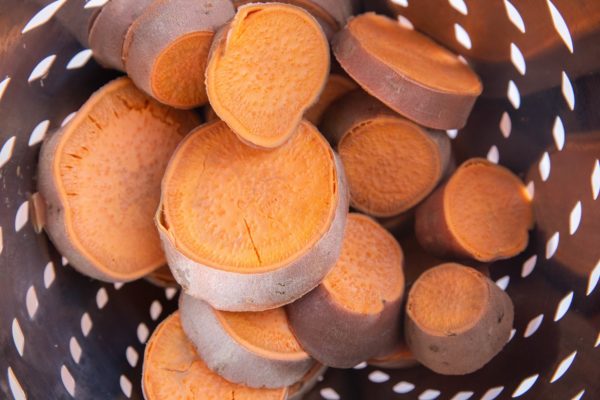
124, 0, 234, 109
415, 158, 534, 262
287, 213, 404, 368
206, 3, 330, 148
405, 263, 514, 375
143, 312, 287, 400
321, 90, 451, 218
333, 12, 482, 129
88, 0, 153, 71
368, 341, 417, 369
37, 77, 198, 282
180, 294, 314, 388
157, 120, 348, 311
305, 74, 357, 125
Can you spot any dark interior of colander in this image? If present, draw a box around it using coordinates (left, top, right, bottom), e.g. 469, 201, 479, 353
1, 0, 599, 399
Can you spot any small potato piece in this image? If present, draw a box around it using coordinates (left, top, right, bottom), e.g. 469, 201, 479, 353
287, 213, 405, 368
405, 263, 514, 375
206, 3, 330, 148
333, 12, 482, 129
37, 77, 198, 282
142, 312, 287, 400
321, 90, 451, 218
124, 0, 234, 109
180, 294, 314, 388
415, 158, 534, 262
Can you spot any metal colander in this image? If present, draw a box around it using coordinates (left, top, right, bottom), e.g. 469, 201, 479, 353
1, 0, 599, 399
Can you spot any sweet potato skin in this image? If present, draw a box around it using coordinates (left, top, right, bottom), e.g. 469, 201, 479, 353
180, 294, 314, 388
287, 283, 403, 368
157, 146, 349, 311
88, 0, 154, 71
332, 14, 480, 130
405, 267, 514, 375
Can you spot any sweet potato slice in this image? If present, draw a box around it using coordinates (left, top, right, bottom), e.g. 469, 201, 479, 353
180, 294, 314, 388
333, 13, 482, 129
143, 312, 287, 400
368, 341, 417, 369
37, 77, 198, 282
287, 213, 404, 368
321, 90, 451, 218
124, 0, 234, 109
405, 263, 514, 375
88, 0, 153, 71
157, 120, 348, 311
305, 74, 357, 125
415, 158, 534, 262
206, 3, 330, 148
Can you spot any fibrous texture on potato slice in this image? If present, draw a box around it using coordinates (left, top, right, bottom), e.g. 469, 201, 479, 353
305, 74, 357, 125
180, 295, 314, 388
142, 312, 287, 400
321, 90, 451, 218
206, 3, 330, 148
124, 0, 234, 109
158, 120, 348, 311
287, 213, 404, 368
416, 158, 534, 262
88, 0, 153, 71
405, 263, 514, 375
333, 13, 482, 129
37, 77, 198, 282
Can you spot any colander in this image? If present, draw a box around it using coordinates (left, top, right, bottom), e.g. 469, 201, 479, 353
1, 0, 599, 399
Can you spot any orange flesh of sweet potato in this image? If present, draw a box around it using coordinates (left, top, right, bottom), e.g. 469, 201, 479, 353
143, 313, 286, 400
322, 213, 404, 314
410, 265, 487, 333
206, 3, 330, 148
151, 32, 214, 108
445, 160, 534, 260
59, 89, 184, 272
162, 120, 337, 272
39, 78, 198, 281
218, 308, 306, 355
339, 117, 445, 217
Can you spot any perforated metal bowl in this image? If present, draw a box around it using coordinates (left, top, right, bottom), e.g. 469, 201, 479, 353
1, 0, 599, 399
